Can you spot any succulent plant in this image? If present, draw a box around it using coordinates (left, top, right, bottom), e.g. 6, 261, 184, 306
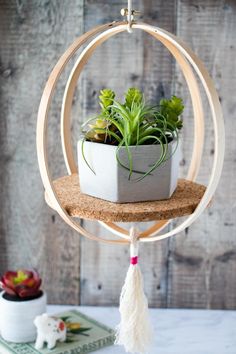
0, 269, 42, 300
83, 89, 118, 144
160, 95, 184, 131
124, 87, 143, 109
99, 89, 115, 110
81, 87, 184, 180
85, 118, 110, 143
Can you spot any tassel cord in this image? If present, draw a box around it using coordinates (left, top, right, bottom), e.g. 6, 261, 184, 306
115, 227, 153, 354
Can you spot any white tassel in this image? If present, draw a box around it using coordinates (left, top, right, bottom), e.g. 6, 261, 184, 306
115, 227, 153, 354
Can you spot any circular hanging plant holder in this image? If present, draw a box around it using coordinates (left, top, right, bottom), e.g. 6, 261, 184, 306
60, 21, 205, 239
37, 21, 224, 244
36, 11, 225, 354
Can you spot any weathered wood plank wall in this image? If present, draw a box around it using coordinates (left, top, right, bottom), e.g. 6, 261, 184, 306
0, 1, 83, 304
0, 0, 235, 309
167, 0, 236, 309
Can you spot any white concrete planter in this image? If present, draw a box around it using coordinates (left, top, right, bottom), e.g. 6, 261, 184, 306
78, 140, 180, 203
0, 291, 47, 343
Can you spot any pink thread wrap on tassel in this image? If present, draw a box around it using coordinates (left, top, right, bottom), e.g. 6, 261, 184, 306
130, 256, 138, 265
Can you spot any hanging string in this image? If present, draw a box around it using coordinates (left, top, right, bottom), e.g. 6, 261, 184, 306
127, 0, 133, 33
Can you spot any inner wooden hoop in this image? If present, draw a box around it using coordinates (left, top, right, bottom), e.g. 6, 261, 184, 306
37, 22, 224, 244
61, 23, 204, 239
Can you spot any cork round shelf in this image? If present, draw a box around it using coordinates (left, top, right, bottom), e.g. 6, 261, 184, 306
37, 20, 224, 244
48, 175, 206, 223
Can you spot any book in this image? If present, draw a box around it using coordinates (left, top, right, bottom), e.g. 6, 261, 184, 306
0, 309, 115, 354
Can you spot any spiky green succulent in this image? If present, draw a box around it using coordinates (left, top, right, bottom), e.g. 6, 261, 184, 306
160, 95, 184, 131
124, 87, 143, 109
99, 89, 115, 111
81, 88, 184, 180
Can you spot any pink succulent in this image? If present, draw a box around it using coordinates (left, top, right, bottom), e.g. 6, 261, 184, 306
0, 269, 42, 299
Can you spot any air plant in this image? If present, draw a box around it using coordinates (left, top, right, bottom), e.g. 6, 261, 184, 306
82, 88, 184, 180
0, 269, 42, 301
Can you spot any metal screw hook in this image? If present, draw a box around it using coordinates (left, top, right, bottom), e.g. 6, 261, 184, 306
121, 0, 140, 33
120, 8, 141, 17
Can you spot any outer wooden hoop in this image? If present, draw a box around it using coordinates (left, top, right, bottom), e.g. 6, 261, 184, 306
60, 23, 204, 239
37, 22, 128, 244
37, 22, 224, 244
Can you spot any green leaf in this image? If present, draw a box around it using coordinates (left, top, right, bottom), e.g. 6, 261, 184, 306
88, 127, 122, 143
124, 87, 143, 109
136, 135, 167, 181
68, 327, 91, 334
59, 316, 72, 322
160, 95, 184, 130
81, 138, 96, 175
99, 89, 115, 110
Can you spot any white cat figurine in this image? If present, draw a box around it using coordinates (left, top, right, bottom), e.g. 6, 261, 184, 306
34, 313, 66, 349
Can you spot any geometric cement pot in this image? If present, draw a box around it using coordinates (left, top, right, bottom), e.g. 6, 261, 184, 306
77, 140, 180, 203
0, 291, 47, 343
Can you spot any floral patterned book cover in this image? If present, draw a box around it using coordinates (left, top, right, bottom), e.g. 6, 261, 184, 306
0, 310, 115, 354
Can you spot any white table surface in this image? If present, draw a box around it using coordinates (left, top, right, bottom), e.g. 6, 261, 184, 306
48, 305, 236, 354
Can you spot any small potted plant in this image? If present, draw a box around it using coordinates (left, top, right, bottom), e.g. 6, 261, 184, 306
78, 88, 184, 203
0, 269, 46, 343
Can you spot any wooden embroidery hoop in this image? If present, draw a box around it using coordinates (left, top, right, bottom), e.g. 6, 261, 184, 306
36, 21, 224, 244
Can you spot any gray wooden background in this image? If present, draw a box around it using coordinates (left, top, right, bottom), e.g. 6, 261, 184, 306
0, 0, 235, 309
